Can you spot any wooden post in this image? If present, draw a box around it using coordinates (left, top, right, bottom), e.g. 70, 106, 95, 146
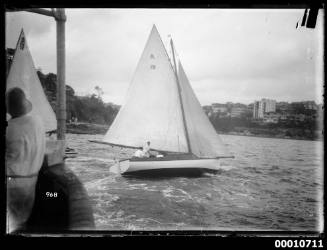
55, 9, 66, 140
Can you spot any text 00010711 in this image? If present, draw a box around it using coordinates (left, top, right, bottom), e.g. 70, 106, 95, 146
275, 240, 324, 248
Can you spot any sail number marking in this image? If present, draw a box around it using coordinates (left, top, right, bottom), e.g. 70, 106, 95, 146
150, 54, 156, 69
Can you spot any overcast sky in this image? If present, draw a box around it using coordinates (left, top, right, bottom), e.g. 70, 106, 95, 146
6, 9, 324, 105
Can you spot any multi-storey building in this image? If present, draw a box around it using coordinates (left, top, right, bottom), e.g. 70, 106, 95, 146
263, 113, 280, 123
303, 101, 317, 110
253, 100, 265, 118
212, 103, 228, 113
230, 107, 247, 118
203, 105, 213, 116
262, 98, 276, 113
253, 98, 276, 119
276, 102, 290, 113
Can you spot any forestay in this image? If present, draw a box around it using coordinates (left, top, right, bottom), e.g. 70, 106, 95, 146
6, 30, 57, 132
103, 25, 188, 153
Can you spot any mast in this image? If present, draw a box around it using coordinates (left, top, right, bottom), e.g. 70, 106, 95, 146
55, 9, 66, 140
170, 39, 191, 154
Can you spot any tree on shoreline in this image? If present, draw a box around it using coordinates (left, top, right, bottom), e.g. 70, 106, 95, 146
36, 71, 119, 125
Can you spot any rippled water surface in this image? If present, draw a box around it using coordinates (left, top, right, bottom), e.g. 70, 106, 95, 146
65, 134, 323, 231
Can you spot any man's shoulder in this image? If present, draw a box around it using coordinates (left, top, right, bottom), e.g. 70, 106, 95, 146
26, 114, 45, 131
27, 113, 43, 123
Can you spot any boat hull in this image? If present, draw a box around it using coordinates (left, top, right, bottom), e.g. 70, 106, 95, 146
109, 158, 221, 176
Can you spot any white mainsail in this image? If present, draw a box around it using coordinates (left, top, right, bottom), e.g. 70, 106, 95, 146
103, 25, 188, 153
6, 29, 57, 132
103, 25, 232, 158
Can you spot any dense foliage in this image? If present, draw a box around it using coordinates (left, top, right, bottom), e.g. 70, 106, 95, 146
37, 71, 119, 125
72, 94, 118, 124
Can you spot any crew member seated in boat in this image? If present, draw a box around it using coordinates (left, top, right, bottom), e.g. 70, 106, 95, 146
5, 87, 46, 233
143, 141, 151, 157
134, 141, 152, 158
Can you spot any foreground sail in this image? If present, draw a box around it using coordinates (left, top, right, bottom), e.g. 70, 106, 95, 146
98, 25, 233, 175
6, 29, 57, 132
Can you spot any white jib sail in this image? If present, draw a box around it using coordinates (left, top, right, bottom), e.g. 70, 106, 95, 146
6, 29, 57, 132
176, 60, 233, 158
103, 25, 188, 153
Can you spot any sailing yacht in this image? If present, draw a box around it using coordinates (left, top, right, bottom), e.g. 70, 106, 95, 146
92, 25, 234, 175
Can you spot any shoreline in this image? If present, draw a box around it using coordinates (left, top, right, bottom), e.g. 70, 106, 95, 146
66, 122, 322, 142
218, 131, 323, 142
66, 122, 109, 135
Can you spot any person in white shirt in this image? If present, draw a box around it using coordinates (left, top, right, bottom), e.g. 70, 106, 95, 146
142, 141, 151, 157
134, 141, 151, 158
6, 87, 46, 233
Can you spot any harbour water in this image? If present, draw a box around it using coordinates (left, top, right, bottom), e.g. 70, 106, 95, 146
65, 133, 323, 231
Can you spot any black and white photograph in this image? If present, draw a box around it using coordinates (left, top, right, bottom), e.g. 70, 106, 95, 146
4, 7, 324, 237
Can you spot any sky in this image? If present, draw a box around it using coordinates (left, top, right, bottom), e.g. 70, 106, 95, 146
5, 9, 324, 105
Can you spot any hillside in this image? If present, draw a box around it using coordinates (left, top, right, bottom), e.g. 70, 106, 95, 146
36, 70, 120, 127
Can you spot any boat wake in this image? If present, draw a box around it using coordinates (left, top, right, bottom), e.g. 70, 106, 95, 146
218, 165, 235, 171
85, 175, 117, 190
162, 186, 193, 202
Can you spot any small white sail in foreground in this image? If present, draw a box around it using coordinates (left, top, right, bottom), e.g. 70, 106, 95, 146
6, 29, 57, 132
103, 25, 232, 159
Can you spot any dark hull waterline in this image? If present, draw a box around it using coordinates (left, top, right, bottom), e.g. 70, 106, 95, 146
122, 167, 219, 178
